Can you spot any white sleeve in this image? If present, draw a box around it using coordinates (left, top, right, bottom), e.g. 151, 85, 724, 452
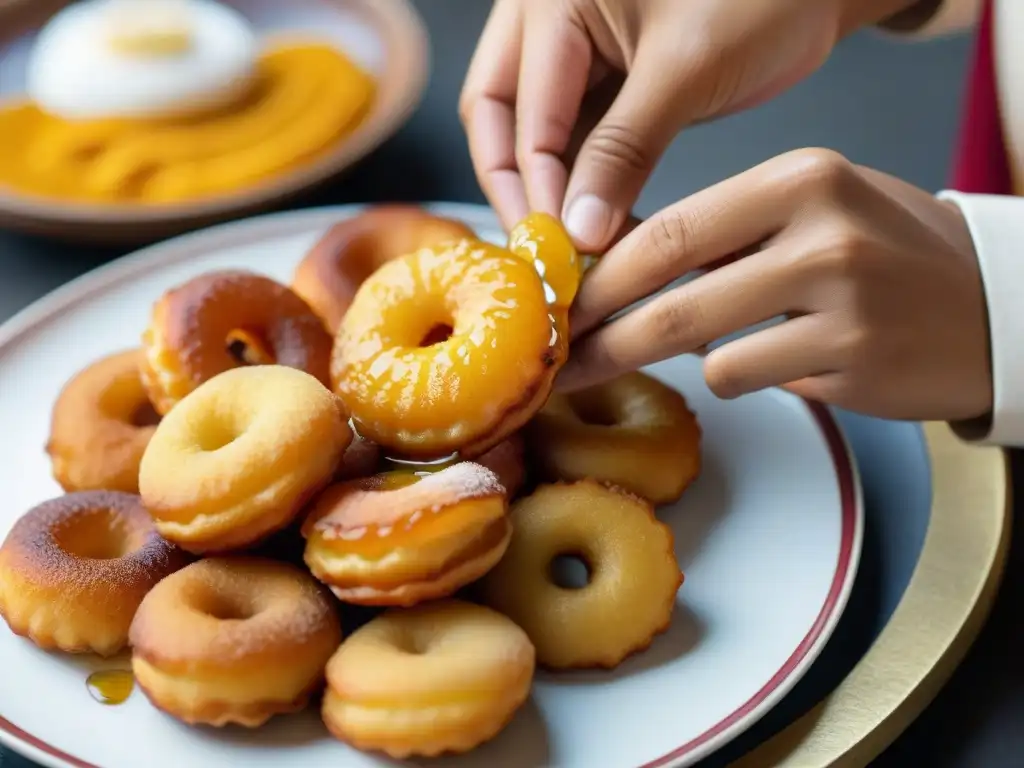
939, 191, 1024, 446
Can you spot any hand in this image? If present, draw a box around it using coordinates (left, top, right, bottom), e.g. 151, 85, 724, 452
558, 149, 992, 423
459, 0, 917, 250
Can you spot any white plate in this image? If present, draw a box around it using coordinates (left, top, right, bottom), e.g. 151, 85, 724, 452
0, 203, 863, 768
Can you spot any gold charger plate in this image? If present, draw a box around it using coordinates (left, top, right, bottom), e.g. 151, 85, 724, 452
0, 0, 429, 243
730, 422, 1011, 767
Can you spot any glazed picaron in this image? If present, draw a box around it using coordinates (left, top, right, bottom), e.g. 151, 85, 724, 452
141, 269, 333, 414
331, 239, 565, 458
302, 462, 510, 606
292, 206, 477, 332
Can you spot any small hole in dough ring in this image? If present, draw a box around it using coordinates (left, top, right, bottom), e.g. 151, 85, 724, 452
566, 391, 621, 427
418, 323, 454, 347
549, 552, 592, 590
225, 329, 276, 366
200, 593, 256, 622
53, 507, 135, 560
192, 403, 251, 453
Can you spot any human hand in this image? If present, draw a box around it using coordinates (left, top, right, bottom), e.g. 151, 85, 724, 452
459, 0, 918, 251
558, 149, 992, 423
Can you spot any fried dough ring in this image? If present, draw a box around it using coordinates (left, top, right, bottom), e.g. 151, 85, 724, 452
0, 491, 189, 656
139, 365, 351, 553
480, 480, 682, 669
331, 239, 564, 458
292, 205, 477, 332
528, 371, 702, 504
46, 349, 160, 493
141, 269, 333, 414
302, 462, 510, 606
129, 556, 342, 727
322, 600, 534, 758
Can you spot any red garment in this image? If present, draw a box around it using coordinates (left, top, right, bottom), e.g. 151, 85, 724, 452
950, 0, 1012, 193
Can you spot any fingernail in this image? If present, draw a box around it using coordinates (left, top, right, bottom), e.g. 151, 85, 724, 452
564, 194, 613, 249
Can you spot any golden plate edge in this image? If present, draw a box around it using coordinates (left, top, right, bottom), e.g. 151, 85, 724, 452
728, 420, 1012, 768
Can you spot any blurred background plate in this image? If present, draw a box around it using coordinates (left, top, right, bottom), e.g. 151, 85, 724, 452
0, 0, 428, 243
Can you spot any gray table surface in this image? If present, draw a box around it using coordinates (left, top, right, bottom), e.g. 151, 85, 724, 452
2, 2, 1023, 766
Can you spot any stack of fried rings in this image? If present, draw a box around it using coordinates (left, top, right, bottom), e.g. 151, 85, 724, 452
0, 206, 702, 760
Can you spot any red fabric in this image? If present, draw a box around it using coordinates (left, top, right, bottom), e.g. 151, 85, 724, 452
950, 0, 1012, 193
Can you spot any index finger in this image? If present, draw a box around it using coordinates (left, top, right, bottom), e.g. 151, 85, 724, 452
459, 0, 529, 230
569, 149, 831, 337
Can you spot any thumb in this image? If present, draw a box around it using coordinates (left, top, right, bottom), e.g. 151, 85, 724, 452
561, 48, 690, 253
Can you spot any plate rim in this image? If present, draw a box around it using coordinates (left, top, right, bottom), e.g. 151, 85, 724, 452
0, 0, 430, 234
0, 202, 864, 768
727, 421, 1011, 767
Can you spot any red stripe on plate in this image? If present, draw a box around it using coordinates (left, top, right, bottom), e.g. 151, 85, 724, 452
642, 400, 860, 767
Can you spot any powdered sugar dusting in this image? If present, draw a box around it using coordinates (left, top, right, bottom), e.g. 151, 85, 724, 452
132, 556, 340, 663
0, 490, 189, 592
311, 462, 504, 537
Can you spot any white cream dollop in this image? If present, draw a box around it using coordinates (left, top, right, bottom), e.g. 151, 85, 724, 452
26, 0, 258, 120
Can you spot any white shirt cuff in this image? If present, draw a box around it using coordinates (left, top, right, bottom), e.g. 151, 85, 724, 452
939, 191, 1024, 446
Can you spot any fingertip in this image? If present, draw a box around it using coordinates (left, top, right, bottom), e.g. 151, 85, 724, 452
562, 193, 616, 252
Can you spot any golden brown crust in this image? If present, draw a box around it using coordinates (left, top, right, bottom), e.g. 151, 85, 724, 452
331, 242, 565, 459
140, 269, 333, 414
479, 480, 683, 670
324, 515, 512, 606
292, 205, 477, 333
321, 600, 535, 757
129, 556, 342, 727
46, 349, 159, 493
138, 365, 351, 554
0, 491, 190, 656
135, 670, 321, 728
527, 371, 702, 505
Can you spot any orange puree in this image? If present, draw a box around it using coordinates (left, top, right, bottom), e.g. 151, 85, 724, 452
0, 41, 375, 204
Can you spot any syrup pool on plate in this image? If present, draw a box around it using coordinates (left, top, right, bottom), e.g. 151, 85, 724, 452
85, 669, 135, 706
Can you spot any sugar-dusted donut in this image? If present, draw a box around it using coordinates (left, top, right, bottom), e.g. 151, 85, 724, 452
291, 205, 477, 332
322, 600, 535, 757
528, 371, 702, 504
331, 238, 565, 459
130, 556, 342, 727
480, 480, 682, 669
0, 491, 190, 656
46, 349, 160, 493
301, 462, 510, 606
141, 269, 333, 414
139, 365, 351, 553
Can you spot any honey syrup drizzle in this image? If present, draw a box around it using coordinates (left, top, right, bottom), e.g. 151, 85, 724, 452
86, 669, 135, 705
